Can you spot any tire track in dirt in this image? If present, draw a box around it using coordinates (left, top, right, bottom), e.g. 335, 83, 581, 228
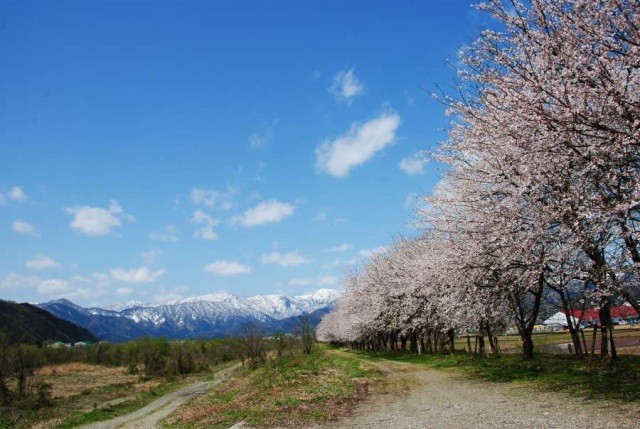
78, 363, 240, 429
308, 356, 640, 429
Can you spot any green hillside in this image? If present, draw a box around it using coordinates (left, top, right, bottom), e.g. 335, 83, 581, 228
0, 300, 98, 345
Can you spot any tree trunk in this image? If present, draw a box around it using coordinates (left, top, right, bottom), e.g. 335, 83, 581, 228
478, 335, 486, 358
410, 332, 419, 354
485, 324, 498, 354
522, 335, 534, 360
599, 296, 613, 360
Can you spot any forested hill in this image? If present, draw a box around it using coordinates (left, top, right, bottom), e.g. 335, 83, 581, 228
0, 300, 98, 345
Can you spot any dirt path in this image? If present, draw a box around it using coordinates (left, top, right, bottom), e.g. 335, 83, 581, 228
78, 363, 240, 429
309, 358, 640, 429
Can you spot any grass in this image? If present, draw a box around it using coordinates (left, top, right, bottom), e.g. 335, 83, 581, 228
456, 326, 640, 354
350, 349, 640, 403
162, 346, 383, 428
53, 380, 182, 429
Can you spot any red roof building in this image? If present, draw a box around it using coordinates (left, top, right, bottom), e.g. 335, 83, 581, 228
565, 306, 638, 321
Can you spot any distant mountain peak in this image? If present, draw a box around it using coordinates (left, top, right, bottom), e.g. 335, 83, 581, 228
105, 300, 148, 311
176, 291, 239, 304
297, 288, 342, 301
38, 288, 342, 342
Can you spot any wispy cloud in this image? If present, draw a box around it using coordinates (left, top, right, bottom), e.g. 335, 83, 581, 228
315, 112, 401, 178
0, 273, 42, 290
232, 199, 294, 227
325, 243, 352, 253
110, 266, 166, 283
26, 255, 60, 270
358, 246, 389, 258
203, 260, 252, 276
262, 251, 311, 267
12, 220, 37, 235
330, 68, 364, 105
190, 187, 236, 210
0, 273, 99, 301
0, 186, 28, 204
37, 279, 71, 294
141, 249, 162, 265
149, 225, 179, 242
66, 200, 134, 237
399, 151, 428, 175
152, 285, 190, 303
191, 210, 219, 241
116, 287, 134, 296
288, 275, 339, 288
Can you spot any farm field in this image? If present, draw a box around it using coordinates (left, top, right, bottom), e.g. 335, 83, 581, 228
0, 361, 234, 429
455, 326, 640, 356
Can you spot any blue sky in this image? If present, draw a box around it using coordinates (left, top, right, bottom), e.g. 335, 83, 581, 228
0, 1, 483, 306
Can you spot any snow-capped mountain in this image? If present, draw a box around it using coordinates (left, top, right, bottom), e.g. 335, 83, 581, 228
247, 289, 342, 319
38, 289, 341, 342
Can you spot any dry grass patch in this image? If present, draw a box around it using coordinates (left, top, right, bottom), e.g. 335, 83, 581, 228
164, 348, 383, 428
35, 363, 141, 399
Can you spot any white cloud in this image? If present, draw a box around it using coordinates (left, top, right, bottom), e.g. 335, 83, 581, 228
190, 187, 236, 210
12, 220, 37, 235
249, 132, 267, 150
325, 243, 352, 253
110, 266, 166, 283
191, 210, 219, 241
106, 200, 135, 222
37, 279, 70, 294
358, 246, 390, 258
399, 152, 428, 175
152, 285, 190, 303
317, 275, 339, 287
248, 121, 277, 150
141, 249, 162, 265
262, 251, 311, 267
0, 273, 42, 290
203, 260, 252, 276
232, 199, 294, 227
26, 255, 60, 270
0, 273, 109, 302
66, 200, 134, 236
149, 225, 179, 242
322, 259, 343, 270
116, 287, 133, 296
315, 113, 401, 178
9, 186, 27, 202
92, 272, 111, 288
330, 68, 364, 105
1, 186, 28, 204
288, 278, 312, 287
316, 212, 328, 222
288, 275, 339, 288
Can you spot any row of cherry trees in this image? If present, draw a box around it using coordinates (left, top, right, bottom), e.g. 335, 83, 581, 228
318, 0, 639, 360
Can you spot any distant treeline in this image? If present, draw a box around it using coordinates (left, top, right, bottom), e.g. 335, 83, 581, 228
0, 318, 316, 411
0, 334, 239, 409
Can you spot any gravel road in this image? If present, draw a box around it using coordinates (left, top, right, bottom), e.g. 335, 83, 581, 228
78, 363, 240, 429
309, 360, 640, 429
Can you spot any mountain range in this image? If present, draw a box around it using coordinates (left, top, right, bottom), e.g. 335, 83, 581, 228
38, 289, 341, 342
